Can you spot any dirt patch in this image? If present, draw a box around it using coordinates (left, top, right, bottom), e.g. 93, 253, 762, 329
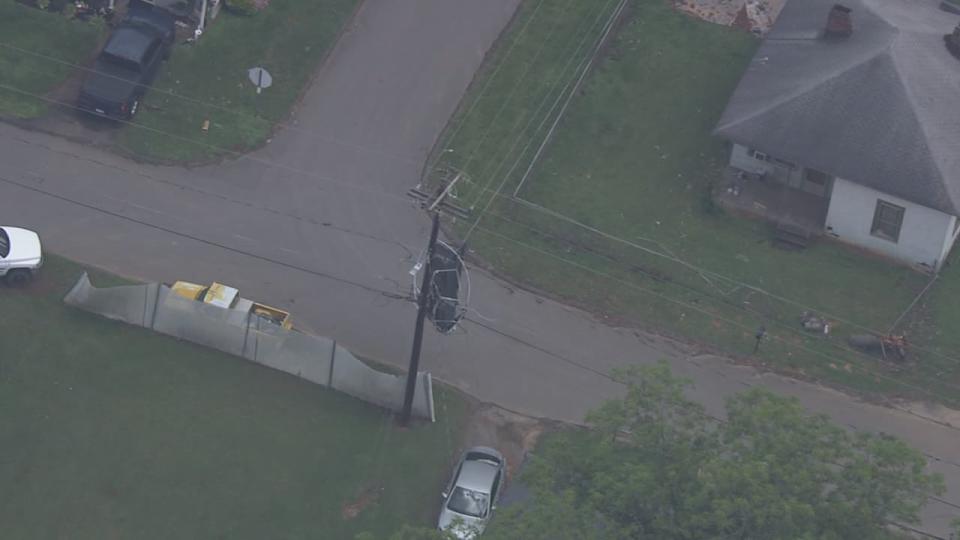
458, 403, 550, 481
674, 0, 786, 35
341, 484, 383, 520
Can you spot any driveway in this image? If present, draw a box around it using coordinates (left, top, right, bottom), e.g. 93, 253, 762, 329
0, 0, 957, 535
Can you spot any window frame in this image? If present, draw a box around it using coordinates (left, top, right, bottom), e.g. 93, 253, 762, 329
747, 148, 768, 162
804, 168, 830, 186
870, 199, 905, 243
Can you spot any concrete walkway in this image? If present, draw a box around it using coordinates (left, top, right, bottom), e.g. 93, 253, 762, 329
0, 0, 956, 534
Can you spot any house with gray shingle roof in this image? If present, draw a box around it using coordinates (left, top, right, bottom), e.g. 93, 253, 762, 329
715, 0, 960, 271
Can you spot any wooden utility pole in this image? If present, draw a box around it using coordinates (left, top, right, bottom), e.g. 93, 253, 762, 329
400, 173, 469, 426
399, 213, 441, 426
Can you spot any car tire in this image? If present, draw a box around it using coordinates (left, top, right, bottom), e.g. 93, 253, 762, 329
127, 99, 139, 120
5, 269, 32, 287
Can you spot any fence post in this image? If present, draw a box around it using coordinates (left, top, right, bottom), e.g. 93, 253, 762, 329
148, 283, 162, 330
327, 340, 337, 388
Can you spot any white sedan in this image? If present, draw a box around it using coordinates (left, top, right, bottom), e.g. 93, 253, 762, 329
0, 226, 43, 286
438, 447, 506, 539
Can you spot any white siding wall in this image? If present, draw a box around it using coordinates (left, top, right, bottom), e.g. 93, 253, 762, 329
825, 178, 957, 270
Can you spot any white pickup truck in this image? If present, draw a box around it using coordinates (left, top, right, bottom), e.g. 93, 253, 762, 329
0, 226, 43, 286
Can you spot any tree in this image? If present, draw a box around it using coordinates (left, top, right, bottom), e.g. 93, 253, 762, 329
484, 362, 944, 540
386, 362, 944, 539
355, 524, 458, 540
484, 488, 618, 540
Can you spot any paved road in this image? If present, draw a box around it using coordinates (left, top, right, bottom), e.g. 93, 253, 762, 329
1, 0, 958, 534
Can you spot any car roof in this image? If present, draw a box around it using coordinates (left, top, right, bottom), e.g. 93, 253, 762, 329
103, 26, 157, 63
456, 459, 498, 493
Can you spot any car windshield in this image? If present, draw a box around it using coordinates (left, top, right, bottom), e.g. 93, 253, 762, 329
447, 486, 489, 518
0, 229, 9, 258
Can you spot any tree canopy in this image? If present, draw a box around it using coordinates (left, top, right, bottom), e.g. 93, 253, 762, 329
374, 362, 944, 540
483, 363, 943, 540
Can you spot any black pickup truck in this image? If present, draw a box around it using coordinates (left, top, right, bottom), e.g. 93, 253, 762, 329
78, 8, 175, 120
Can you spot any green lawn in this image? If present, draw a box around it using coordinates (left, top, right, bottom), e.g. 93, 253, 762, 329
430, 0, 958, 406
901, 249, 960, 385
116, 0, 357, 162
0, 2, 104, 118
0, 256, 466, 539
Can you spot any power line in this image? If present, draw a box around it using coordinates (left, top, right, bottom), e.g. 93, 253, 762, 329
0, 41, 422, 167
472, 189, 960, 372
448, 0, 581, 200
13, 135, 950, 534
5, 76, 958, 395
7, 39, 960, 388
10, 0, 956, 372
459, 0, 617, 210
8, 131, 417, 261
0, 39, 435, 278
462, 316, 958, 539
464, 0, 626, 241
430, 0, 550, 157
4, 76, 957, 524
0, 81, 417, 210
436, 21, 960, 374
470, 224, 960, 407
510, 0, 629, 199
0, 83, 426, 330
464, 315, 617, 384
1, 74, 429, 296
0, 171, 409, 302
8, 73, 960, 394
0, 0, 952, 434
478, 207, 960, 388
402, 0, 960, 369
6, 30, 955, 534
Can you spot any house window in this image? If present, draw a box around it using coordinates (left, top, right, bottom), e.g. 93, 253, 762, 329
804, 168, 830, 185
747, 148, 769, 162
871, 200, 905, 242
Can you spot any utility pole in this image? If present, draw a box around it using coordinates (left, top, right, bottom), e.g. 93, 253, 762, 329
399, 213, 441, 426
400, 173, 469, 426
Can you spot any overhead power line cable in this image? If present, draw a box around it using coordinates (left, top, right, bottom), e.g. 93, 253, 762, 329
464, 0, 627, 240
0, 41, 422, 166
0, 81, 416, 209
450, 0, 582, 207
5, 58, 960, 392
477, 193, 960, 371
471, 223, 960, 406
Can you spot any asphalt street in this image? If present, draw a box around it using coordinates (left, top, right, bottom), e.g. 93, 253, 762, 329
1, 0, 957, 534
